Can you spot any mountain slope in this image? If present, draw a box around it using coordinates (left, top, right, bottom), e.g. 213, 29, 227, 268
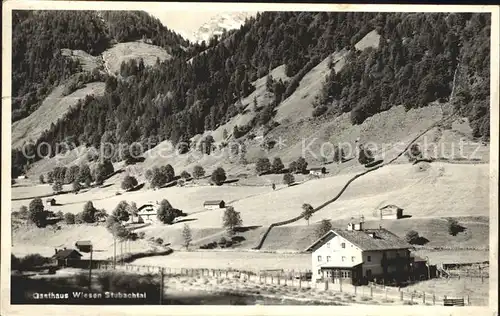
11, 12, 490, 182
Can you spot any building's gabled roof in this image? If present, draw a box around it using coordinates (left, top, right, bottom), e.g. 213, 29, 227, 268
75, 240, 92, 246
138, 204, 155, 211
137, 206, 157, 215
380, 204, 403, 211
309, 167, 326, 171
53, 249, 82, 260
305, 228, 413, 252
203, 200, 224, 205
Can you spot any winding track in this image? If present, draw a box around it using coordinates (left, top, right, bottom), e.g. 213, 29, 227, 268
252, 109, 461, 250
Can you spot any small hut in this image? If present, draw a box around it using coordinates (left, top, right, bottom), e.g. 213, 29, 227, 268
379, 205, 404, 219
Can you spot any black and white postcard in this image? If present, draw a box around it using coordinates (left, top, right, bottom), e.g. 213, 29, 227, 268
1, 2, 498, 315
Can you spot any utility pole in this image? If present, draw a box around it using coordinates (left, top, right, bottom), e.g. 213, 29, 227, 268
113, 233, 116, 268
88, 245, 93, 290
159, 268, 165, 305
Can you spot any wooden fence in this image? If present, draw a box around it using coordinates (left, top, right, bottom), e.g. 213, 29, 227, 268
94, 263, 473, 305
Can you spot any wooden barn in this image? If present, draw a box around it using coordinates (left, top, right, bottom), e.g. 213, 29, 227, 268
203, 200, 225, 210
379, 205, 403, 220
46, 198, 56, 207
52, 248, 82, 267
309, 167, 326, 176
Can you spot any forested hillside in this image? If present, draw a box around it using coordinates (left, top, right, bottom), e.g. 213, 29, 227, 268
11, 11, 491, 178
11, 10, 189, 122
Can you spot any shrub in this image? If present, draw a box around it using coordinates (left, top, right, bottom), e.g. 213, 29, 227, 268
211, 167, 227, 186
39, 174, 45, 184
52, 181, 63, 194
72, 180, 82, 193
222, 206, 242, 236
28, 198, 47, 227
405, 143, 423, 162
155, 238, 163, 245
18, 254, 50, 271
256, 158, 271, 174
112, 201, 130, 222
182, 224, 192, 250
315, 219, 333, 238
180, 170, 191, 180
121, 175, 138, 191
295, 157, 308, 174
138, 232, 145, 239
301, 203, 314, 225
283, 173, 295, 186
64, 212, 76, 224
447, 218, 465, 236
358, 145, 375, 165
271, 157, 284, 173
193, 165, 205, 179
405, 230, 420, 244
218, 237, 228, 246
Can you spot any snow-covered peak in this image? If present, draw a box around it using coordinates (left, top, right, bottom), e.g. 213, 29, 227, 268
191, 12, 256, 44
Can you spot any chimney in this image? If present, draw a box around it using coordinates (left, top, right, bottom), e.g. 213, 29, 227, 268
55, 248, 58, 255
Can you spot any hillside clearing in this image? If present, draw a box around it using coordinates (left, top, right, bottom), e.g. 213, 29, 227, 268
11, 83, 106, 149
102, 41, 172, 75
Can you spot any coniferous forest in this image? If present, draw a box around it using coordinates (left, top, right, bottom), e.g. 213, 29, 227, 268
11, 11, 491, 178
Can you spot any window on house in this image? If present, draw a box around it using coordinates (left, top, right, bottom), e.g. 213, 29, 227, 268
318, 255, 322, 262
318, 269, 321, 275
342, 256, 345, 262
327, 256, 331, 262
351, 256, 355, 262
341, 243, 346, 248
327, 242, 330, 248
367, 256, 371, 262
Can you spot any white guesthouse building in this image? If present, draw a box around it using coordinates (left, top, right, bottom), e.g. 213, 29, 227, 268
306, 220, 414, 285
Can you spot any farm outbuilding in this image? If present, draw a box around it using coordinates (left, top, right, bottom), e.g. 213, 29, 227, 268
136, 204, 158, 223
75, 240, 93, 253
52, 248, 82, 267
309, 167, 326, 176
379, 205, 403, 219
203, 200, 225, 210
46, 198, 56, 207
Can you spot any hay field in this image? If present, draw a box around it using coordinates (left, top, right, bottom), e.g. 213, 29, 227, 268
11, 83, 106, 149
102, 41, 172, 75
133, 251, 311, 271
180, 163, 489, 228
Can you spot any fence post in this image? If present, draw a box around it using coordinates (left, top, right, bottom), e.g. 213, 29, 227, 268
299, 277, 302, 289
423, 292, 425, 304
410, 291, 414, 303
370, 285, 373, 298
467, 295, 470, 305
400, 291, 404, 301
354, 285, 357, 295
271, 275, 274, 284
324, 280, 328, 291
433, 293, 435, 305
385, 287, 388, 300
